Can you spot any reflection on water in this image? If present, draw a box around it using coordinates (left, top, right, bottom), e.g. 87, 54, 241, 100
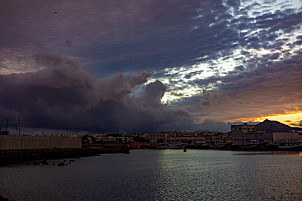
235, 151, 302, 156
0, 150, 301, 201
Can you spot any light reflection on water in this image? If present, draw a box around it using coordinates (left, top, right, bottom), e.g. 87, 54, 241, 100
0, 150, 301, 201
235, 151, 302, 156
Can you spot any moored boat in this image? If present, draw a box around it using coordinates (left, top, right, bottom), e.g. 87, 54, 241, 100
155, 143, 185, 149
278, 143, 302, 151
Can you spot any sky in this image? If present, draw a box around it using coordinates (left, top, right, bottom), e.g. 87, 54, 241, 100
0, 0, 302, 133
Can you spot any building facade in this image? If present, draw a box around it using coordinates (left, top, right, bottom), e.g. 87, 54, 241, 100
149, 132, 230, 145
231, 123, 300, 145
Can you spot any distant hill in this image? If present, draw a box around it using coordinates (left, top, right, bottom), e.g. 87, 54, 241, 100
256, 119, 302, 132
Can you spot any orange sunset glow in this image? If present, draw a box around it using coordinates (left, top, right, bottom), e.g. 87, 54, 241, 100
229, 111, 302, 128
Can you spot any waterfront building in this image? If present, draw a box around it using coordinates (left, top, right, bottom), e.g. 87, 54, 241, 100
231, 121, 300, 145
149, 132, 229, 146
82, 134, 128, 148
150, 133, 168, 145
231, 123, 256, 133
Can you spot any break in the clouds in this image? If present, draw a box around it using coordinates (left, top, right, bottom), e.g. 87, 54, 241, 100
0, 0, 302, 132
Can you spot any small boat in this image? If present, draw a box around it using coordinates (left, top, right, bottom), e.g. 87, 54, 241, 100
209, 143, 227, 149
237, 144, 259, 150
278, 143, 302, 151
155, 143, 185, 149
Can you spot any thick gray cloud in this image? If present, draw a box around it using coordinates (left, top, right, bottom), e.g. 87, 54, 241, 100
0, 54, 197, 133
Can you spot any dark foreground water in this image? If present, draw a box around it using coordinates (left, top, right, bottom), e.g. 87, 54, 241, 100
0, 150, 301, 201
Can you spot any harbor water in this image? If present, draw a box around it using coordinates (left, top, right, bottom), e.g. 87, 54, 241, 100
0, 150, 301, 201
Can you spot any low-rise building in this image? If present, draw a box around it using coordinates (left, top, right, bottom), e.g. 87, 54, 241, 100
272, 132, 300, 144
231, 122, 300, 145
149, 132, 229, 146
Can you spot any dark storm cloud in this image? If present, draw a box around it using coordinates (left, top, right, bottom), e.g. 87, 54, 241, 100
139, 80, 167, 105
0, 54, 197, 133
127, 71, 152, 88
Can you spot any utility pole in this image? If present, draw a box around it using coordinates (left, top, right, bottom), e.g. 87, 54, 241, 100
18, 114, 21, 135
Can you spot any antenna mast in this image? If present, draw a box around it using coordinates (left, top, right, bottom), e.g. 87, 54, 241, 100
18, 114, 21, 135
6, 118, 8, 131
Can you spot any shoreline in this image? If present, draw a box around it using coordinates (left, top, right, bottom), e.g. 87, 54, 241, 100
0, 147, 129, 167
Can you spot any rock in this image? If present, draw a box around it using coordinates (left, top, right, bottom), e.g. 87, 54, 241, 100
0, 195, 9, 201
58, 162, 65, 166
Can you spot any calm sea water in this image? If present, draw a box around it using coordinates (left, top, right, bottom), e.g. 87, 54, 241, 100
0, 150, 301, 201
